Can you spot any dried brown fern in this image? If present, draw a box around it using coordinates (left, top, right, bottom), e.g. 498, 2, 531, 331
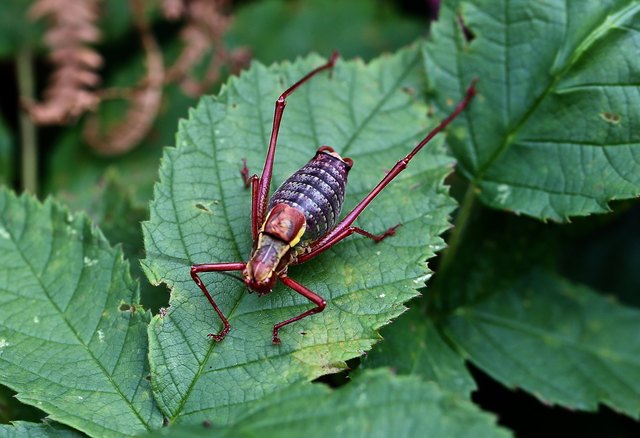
164, 0, 251, 97
26, 0, 102, 125
27, 0, 250, 155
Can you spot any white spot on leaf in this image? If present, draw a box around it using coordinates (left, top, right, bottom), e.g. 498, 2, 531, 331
84, 257, 98, 267
0, 338, 9, 349
0, 226, 9, 239
496, 184, 511, 204
97, 329, 105, 343
33, 316, 40, 324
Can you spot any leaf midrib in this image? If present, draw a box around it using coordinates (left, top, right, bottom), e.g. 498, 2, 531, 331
472, 2, 640, 185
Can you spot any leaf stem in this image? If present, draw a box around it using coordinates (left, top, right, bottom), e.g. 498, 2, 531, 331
17, 47, 38, 195
437, 183, 477, 276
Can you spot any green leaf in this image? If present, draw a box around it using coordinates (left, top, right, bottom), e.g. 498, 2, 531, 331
143, 45, 457, 424
53, 169, 168, 313
0, 421, 83, 438
362, 303, 476, 397
424, 0, 640, 221
146, 370, 510, 438
228, 0, 424, 63
435, 209, 640, 418
0, 189, 163, 436
447, 269, 640, 417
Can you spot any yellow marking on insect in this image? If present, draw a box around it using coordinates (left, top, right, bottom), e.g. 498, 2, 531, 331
288, 222, 307, 248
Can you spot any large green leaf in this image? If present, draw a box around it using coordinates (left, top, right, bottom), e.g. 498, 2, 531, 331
142, 45, 458, 425
447, 269, 640, 417
147, 370, 510, 437
424, 0, 640, 221
435, 210, 640, 418
0, 189, 163, 436
362, 303, 476, 397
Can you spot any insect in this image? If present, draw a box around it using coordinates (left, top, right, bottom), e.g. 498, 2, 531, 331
191, 52, 477, 344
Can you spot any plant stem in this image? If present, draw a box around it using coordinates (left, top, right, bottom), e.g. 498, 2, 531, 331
437, 183, 477, 276
17, 47, 38, 195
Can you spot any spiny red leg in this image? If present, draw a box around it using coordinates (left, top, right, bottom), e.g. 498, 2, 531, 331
272, 275, 327, 345
292, 225, 400, 267
190, 262, 246, 341
249, 174, 260, 240
240, 158, 251, 188
255, 51, 339, 225
353, 224, 401, 242
296, 80, 477, 264
239, 158, 261, 239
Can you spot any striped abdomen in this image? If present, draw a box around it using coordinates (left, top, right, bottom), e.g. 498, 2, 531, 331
268, 149, 351, 241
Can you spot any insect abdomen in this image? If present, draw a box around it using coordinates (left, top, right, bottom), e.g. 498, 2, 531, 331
269, 151, 350, 240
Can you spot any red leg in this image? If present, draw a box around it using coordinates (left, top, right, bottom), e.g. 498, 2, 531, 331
190, 262, 246, 341
239, 158, 261, 239
249, 173, 260, 240
296, 80, 477, 264
255, 52, 339, 225
352, 224, 401, 242
272, 275, 327, 344
292, 225, 400, 265
240, 158, 251, 188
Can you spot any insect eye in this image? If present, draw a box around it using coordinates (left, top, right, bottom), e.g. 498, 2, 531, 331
317, 146, 335, 153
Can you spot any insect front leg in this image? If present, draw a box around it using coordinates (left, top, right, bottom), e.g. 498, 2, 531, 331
190, 262, 246, 341
273, 275, 327, 345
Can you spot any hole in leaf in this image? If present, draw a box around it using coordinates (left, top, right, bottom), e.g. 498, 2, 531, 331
600, 112, 621, 124
119, 303, 131, 312
195, 202, 211, 213
401, 86, 416, 96
456, 13, 475, 42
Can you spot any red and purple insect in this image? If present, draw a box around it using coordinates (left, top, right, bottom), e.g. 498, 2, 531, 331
191, 52, 476, 344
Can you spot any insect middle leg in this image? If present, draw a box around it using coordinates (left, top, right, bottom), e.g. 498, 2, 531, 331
190, 262, 246, 341
273, 275, 327, 345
